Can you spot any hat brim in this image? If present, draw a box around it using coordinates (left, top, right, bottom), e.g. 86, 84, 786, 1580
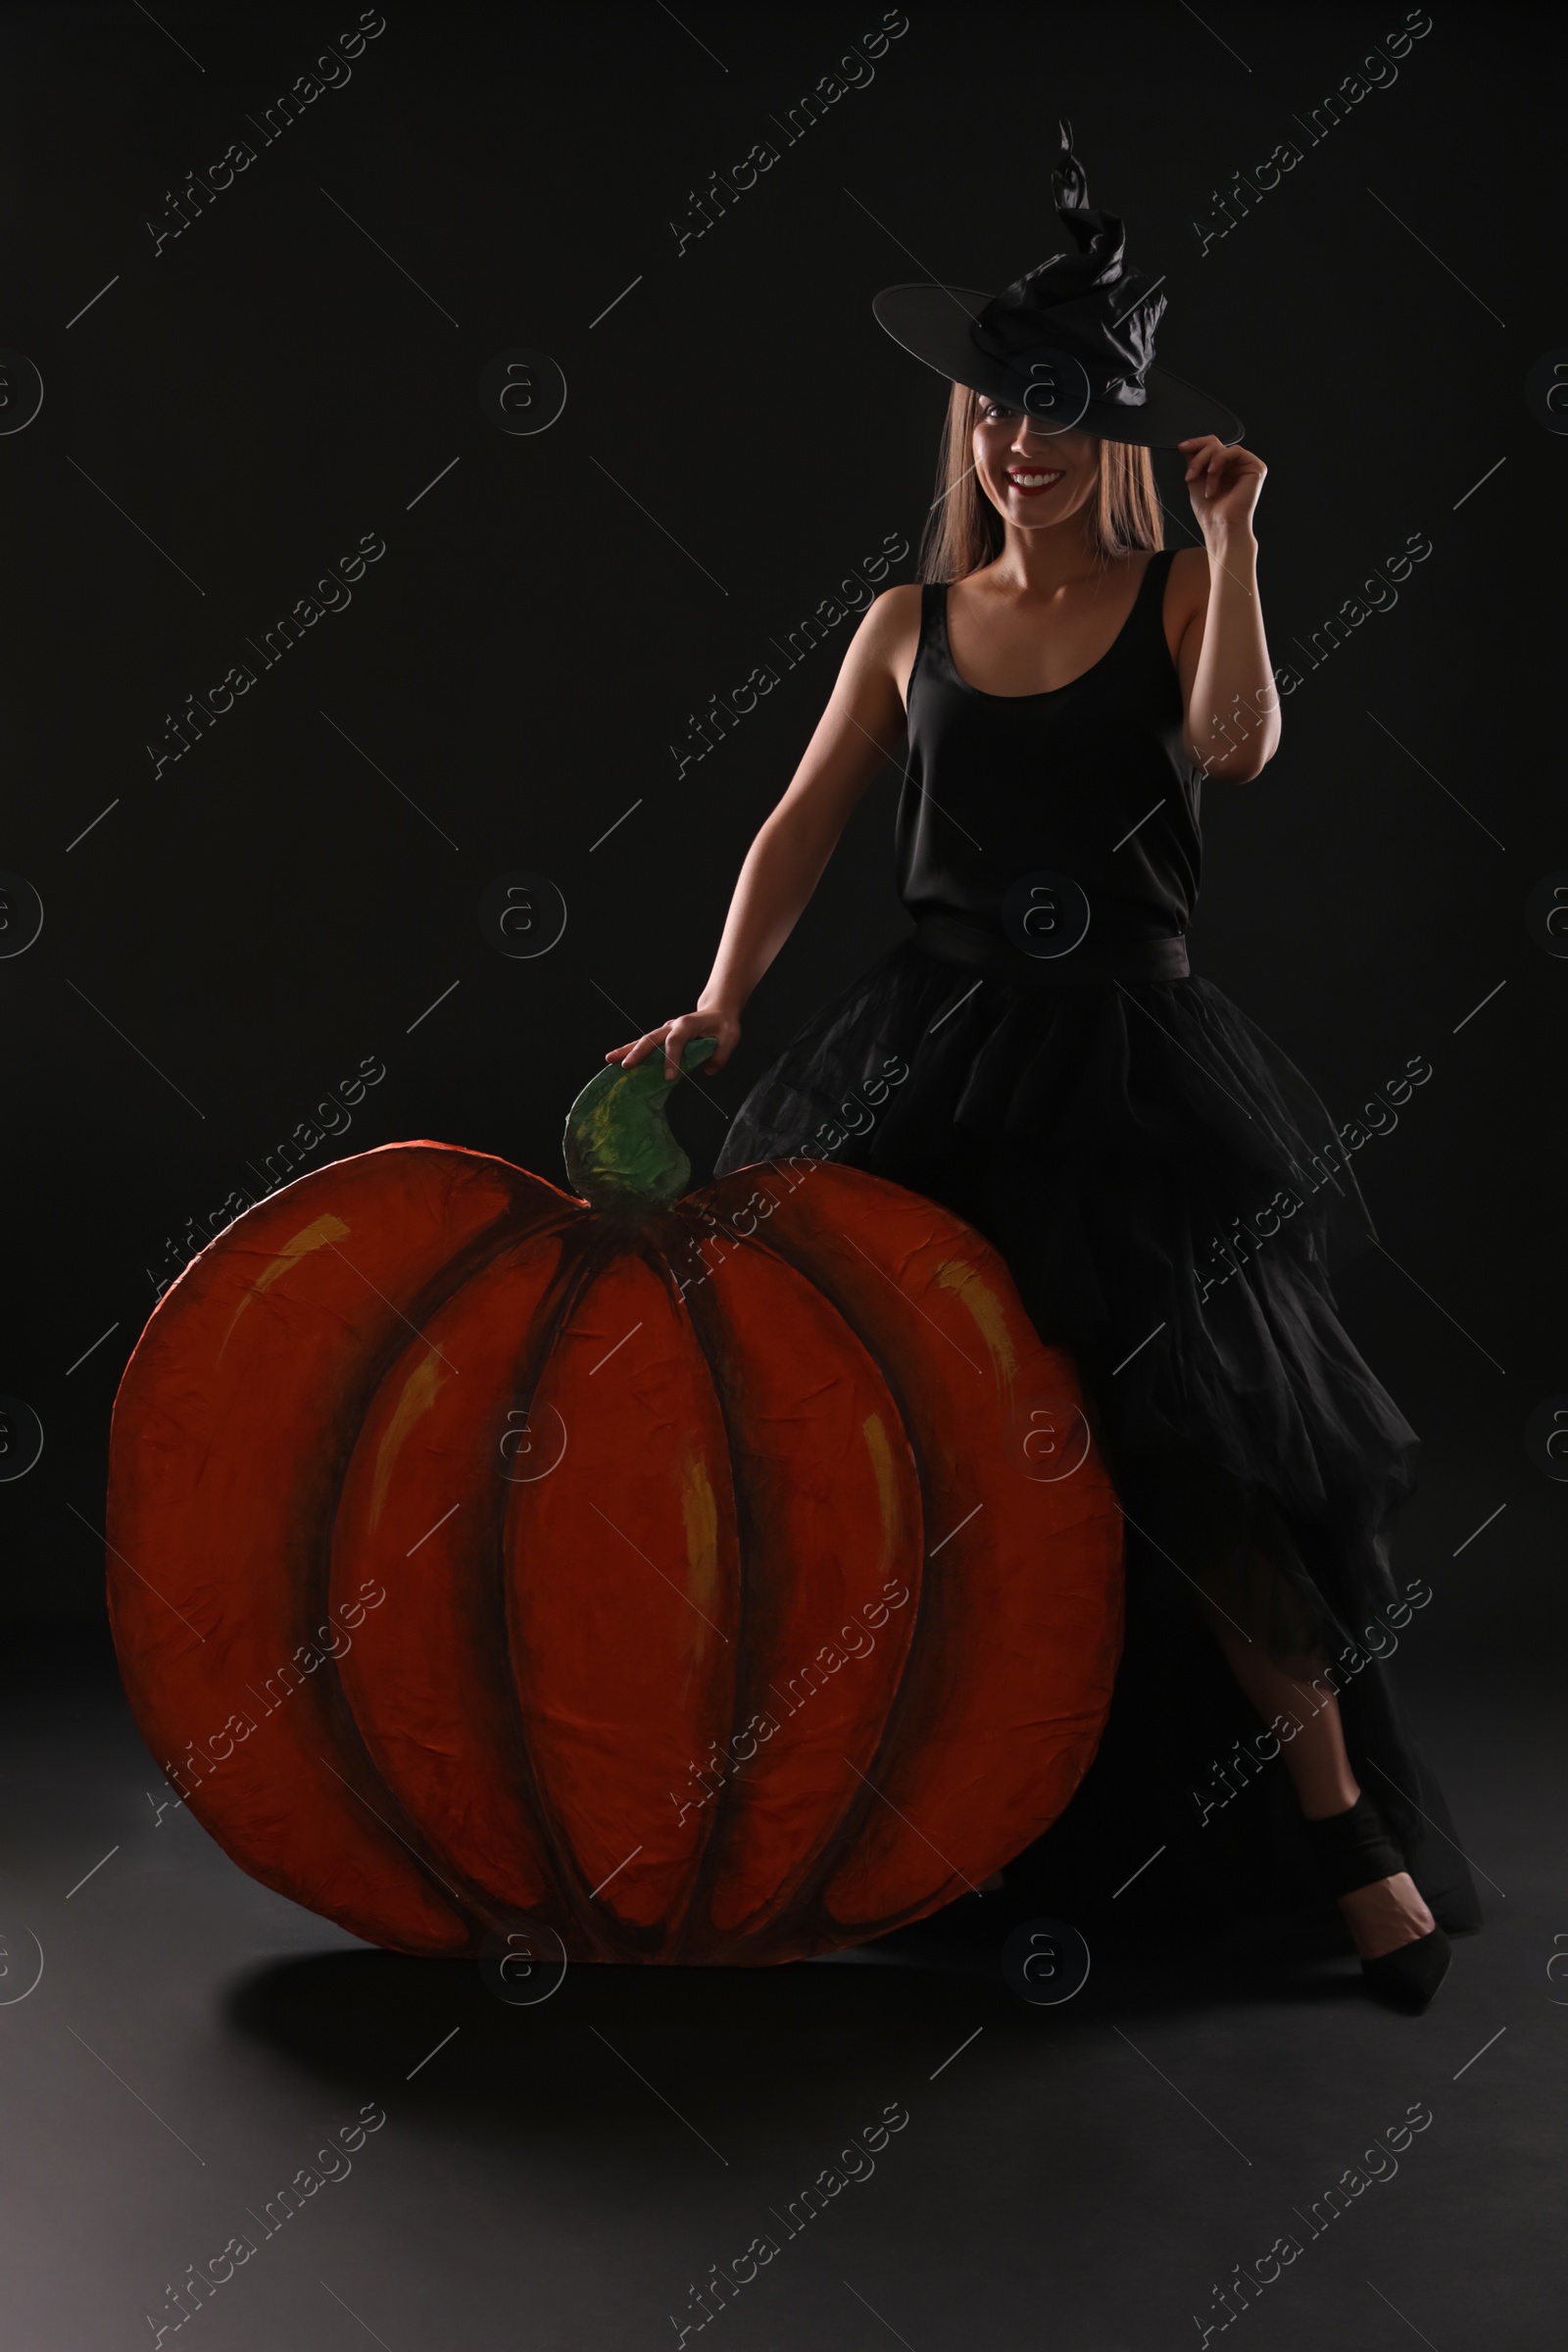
873, 284, 1245, 449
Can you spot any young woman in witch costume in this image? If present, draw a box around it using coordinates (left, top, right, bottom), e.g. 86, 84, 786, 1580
606, 126, 1479, 2010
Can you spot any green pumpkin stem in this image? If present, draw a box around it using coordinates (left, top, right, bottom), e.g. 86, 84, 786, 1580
562, 1035, 718, 1215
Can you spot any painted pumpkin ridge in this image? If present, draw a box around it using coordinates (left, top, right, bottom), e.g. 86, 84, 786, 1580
465, 1219, 631, 1954
680, 1197, 944, 1946
654, 1193, 926, 1956
510, 1221, 741, 1959
316, 1199, 604, 1946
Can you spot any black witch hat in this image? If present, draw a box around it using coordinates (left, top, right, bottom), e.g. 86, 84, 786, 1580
872, 123, 1242, 447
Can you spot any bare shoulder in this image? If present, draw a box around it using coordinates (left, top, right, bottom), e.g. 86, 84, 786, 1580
861, 579, 924, 634
851, 579, 925, 707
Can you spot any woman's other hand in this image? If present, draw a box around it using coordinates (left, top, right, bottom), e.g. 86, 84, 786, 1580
1177, 433, 1266, 546
605, 1004, 741, 1082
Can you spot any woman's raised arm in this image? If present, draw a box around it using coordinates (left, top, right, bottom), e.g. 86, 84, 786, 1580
606, 583, 921, 1078
1172, 434, 1281, 784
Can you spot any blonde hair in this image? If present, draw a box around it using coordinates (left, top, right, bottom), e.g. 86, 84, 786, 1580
916, 379, 1163, 583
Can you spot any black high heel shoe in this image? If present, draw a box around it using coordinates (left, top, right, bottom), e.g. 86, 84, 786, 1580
1301, 1792, 1451, 2013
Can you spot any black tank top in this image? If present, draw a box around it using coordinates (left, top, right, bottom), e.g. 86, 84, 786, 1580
894, 549, 1201, 949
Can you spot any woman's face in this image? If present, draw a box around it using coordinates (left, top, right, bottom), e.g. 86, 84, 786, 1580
971, 399, 1100, 531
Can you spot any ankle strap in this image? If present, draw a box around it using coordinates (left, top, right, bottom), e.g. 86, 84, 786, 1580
1300, 1793, 1407, 1896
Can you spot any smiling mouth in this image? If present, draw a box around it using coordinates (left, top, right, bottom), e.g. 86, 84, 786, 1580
1005, 469, 1064, 496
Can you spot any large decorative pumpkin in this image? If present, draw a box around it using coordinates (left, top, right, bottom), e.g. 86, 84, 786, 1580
107, 1041, 1123, 1964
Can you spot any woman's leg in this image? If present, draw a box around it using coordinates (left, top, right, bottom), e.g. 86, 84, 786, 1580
1162, 1454, 1436, 1962
1205, 1622, 1436, 1960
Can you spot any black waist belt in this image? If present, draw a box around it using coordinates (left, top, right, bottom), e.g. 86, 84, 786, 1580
910, 909, 1190, 986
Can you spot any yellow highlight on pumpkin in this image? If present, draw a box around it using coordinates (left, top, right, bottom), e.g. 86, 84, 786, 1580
370, 1348, 451, 1533
680, 1453, 721, 1633
859, 1411, 908, 1579
220, 1212, 352, 1356
935, 1256, 1017, 1384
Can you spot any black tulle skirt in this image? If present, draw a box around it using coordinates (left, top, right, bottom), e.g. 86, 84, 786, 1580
712, 935, 1483, 1939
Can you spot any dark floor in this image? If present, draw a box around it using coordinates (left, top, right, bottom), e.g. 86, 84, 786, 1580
1, 1596, 1562, 2352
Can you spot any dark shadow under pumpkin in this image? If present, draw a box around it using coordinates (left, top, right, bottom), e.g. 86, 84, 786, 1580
223, 1903, 1367, 2144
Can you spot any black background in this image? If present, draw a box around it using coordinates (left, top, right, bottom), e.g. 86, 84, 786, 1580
3, 2, 1554, 1650
1, 10, 1563, 2351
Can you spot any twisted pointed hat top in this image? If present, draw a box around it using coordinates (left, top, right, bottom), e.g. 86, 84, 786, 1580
870, 124, 1242, 448
968, 122, 1168, 411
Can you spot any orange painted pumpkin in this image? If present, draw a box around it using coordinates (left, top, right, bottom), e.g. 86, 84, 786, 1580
107, 1041, 1123, 1964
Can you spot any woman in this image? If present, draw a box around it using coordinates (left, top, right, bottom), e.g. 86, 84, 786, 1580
607, 128, 1479, 2009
